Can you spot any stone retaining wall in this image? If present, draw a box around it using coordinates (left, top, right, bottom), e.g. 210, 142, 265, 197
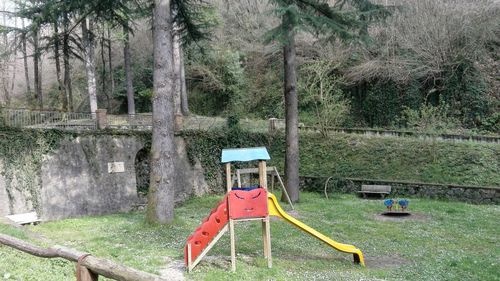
0, 134, 210, 220
300, 176, 499, 204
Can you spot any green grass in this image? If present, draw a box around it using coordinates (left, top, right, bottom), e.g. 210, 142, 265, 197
0, 192, 499, 280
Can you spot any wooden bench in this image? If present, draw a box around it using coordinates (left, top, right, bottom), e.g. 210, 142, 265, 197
357, 185, 391, 198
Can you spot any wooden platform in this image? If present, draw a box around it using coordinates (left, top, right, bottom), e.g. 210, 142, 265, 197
5, 212, 41, 225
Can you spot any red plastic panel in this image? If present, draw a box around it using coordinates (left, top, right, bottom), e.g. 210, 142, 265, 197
228, 188, 268, 219
185, 196, 229, 266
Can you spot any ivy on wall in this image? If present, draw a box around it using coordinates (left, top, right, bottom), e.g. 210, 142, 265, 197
1, 124, 496, 214
179, 128, 283, 192
180, 128, 500, 190
0, 127, 70, 212
0, 127, 152, 213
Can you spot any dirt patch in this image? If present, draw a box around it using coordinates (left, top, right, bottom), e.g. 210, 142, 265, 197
195, 255, 232, 270
373, 212, 429, 222
159, 258, 185, 281
365, 254, 412, 269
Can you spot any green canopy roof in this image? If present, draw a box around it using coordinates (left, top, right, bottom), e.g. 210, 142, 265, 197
221, 147, 271, 163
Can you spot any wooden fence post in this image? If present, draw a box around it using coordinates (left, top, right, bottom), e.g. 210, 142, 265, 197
269, 118, 277, 134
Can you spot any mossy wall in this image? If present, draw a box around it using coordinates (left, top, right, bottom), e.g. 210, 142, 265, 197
1, 127, 497, 218
0, 128, 209, 219
0, 127, 69, 214
181, 129, 500, 189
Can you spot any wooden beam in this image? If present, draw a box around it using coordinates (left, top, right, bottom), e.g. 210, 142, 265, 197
236, 167, 276, 175
0, 234, 167, 281
273, 167, 294, 210
187, 225, 229, 272
233, 217, 267, 222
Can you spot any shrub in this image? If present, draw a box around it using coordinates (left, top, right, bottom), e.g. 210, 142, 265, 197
300, 61, 350, 136
401, 103, 461, 134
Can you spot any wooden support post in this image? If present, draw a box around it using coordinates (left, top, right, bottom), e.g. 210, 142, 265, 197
76, 265, 99, 281
226, 163, 232, 192
262, 219, 268, 258
258, 160, 272, 268
229, 219, 236, 272
226, 163, 236, 271
271, 173, 275, 193
187, 243, 192, 273
264, 217, 272, 268
236, 169, 241, 188
258, 161, 267, 189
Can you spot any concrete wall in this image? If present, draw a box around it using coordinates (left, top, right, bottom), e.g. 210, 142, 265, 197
0, 161, 9, 216
40, 135, 144, 220
1, 134, 209, 221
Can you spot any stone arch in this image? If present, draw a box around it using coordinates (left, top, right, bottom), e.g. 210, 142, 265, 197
134, 147, 150, 196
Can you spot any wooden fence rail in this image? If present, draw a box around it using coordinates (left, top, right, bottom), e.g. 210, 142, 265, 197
0, 234, 168, 281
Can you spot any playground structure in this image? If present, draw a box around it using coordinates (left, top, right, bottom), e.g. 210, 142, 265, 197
236, 166, 294, 210
382, 199, 410, 216
184, 147, 365, 272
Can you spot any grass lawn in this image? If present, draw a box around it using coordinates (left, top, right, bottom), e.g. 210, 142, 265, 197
0, 192, 499, 281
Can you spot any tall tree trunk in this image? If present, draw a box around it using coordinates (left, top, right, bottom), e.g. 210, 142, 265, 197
282, 14, 300, 203
100, 26, 110, 110
180, 51, 189, 115
22, 19, 31, 100
9, 16, 18, 103
147, 0, 176, 224
123, 24, 135, 115
53, 23, 67, 111
107, 27, 114, 98
2, 1, 10, 106
171, 20, 181, 115
33, 28, 42, 109
63, 12, 73, 111
82, 18, 98, 116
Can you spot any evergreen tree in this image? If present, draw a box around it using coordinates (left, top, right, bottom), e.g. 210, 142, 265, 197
267, 0, 387, 202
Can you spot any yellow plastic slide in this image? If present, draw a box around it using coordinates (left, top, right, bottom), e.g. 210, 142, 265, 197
267, 193, 365, 266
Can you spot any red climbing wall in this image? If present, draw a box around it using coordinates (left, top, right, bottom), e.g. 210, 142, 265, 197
184, 196, 229, 265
